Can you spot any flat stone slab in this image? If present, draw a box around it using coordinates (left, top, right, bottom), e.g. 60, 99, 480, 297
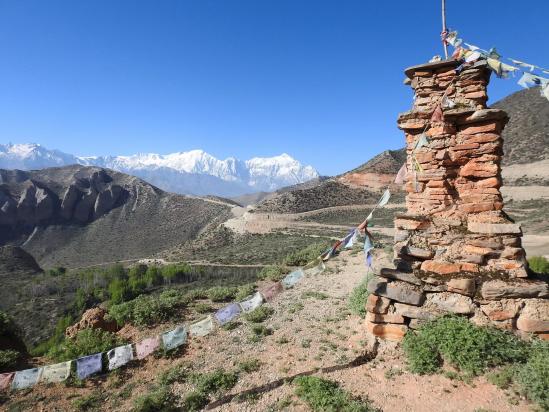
405, 246, 434, 260
480, 279, 549, 300
367, 277, 424, 306
379, 268, 422, 286
393, 302, 437, 320
365, 321, 408, 342
425, 292, 476, 315
468, 222, 522, 235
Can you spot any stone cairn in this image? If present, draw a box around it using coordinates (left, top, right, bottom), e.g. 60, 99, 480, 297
365, 59, 549, 342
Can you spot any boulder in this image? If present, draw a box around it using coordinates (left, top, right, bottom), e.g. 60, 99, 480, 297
379, 268, 422, 286
65, 307, 118, 338
480, 279, 549, 300
424, 292, 476, 314
516, 299, 549, 333
367, 277, 425, 306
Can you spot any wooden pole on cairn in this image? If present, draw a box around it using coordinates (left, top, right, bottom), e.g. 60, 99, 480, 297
442, 0, 449, 58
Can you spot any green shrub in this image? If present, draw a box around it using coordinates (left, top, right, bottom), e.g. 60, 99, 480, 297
0, 349, 20, 371
31, 315, 74, 357
133, 386, 178, 412
108, 278, 134, 304
161, 263, 192, 283
181, 391, 208, 411
515, 340, 549, 410
108, 289, 187, 327
190, 369, 238, 395
249, 325, 272, 342
283, 242, 331, 267
158, 365, 188, 386
487, 366, 516, 389
244, 306, 274, 323
73, 391, 105, 411
47, 266, 67, 277
206, 286, 237, 302
48, 328, 125, 362
294, 376, 377, 412
258, 265, 288, 281
237, 358, 261, 373
144, 266, 163, 287
528, 256, 549, 275
235, 284, 256, 301
194, 302, 213, 314
0, 310, 20, 338
348, 277, 371, 318
402, 316, 527, 376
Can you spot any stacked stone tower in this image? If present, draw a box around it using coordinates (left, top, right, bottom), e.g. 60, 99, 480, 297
365, 59, 549, 342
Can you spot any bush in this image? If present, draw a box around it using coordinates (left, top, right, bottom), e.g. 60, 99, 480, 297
515, 340, 549, 410
47, 266, 67, 277
528, 256, 549, 275
30, 315, 73, 357
0, 350, 20, 371
235, 284, 256, 301
144, 266, 163, 287
133, 386, 178, 412
108, 278, 134, 305
181, 391, 209, 411
402, 316, 527, 376
348, 277, 371, 318
237, 358, 261, 373
294, 376, 377, 412
48, 328, 125, 361
258, 265, 288, 281
161, 263, 192, 283
206, 286, 237, 302
283, 242, 331, 267
244, 306, 274, 323
158, 365, 188, 386
73, 391, 105, 411
108, 289, 187, 327
190, 369, 238, 395
0, 310, 20, 339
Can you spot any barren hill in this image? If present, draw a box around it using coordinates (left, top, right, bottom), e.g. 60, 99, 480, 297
0, 165, 233, 268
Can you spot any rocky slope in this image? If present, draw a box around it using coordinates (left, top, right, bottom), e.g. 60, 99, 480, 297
0, 165, 233, 268
0, 144, 319, 197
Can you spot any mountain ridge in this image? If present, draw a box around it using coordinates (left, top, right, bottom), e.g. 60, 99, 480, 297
0, 144, 319, 197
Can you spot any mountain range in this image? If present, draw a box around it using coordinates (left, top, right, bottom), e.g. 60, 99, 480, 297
0, 145, 319, 197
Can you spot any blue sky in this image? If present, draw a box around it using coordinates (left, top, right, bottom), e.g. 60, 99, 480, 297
0, 0, 548, 175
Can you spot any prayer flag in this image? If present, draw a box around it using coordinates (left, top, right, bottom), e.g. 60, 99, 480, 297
364, 235, 374, 268
76, 353, 102, 380
161, 326, 187, 351
189, 316, 215, 337
260, 282, 283, 301
394, 163, 407, 185
509, 59, 535, 72
342, 229, 357, 248
465, 51, 481, 63
542, 83, 549, 102
107, 344, 134, 370
136, 336, 161, 359
282, 268, 304, 289
239, 292, 263, 313
11, 368, 42, 390
377, 189, 391, 208
41, 361, 71, 383
0, 373, 14, 391
214, 303, 241, 325
413, 134, 429, 151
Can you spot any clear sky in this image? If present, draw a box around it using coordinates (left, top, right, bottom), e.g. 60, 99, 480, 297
0, 0, 548, 175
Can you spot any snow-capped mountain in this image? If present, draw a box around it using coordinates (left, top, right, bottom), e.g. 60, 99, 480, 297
0, 143, 319, 197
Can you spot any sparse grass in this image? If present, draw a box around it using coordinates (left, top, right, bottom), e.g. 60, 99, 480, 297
48, 328, 126, 362
487, 366, 515, 389
528, 256, 549, 275
193, 302, 213, 314
205, 286, 237, 302
294, 376, 378, 411
158, 365, 188, 386
235, 284, 257, 301
249, 325, 272, 342
222, 321, 240, 331
384, 367, 403, 380
514, 340, 549, 410
73, 391, 105, 411
181, 391, 209, 411
287, 302, 304, 314
133, 386, 178, 412
283, 242, 331, 267
244, 306, 274, 323
258, 265, 289, 282
190, 369, 239, 395
301, 291, 329, 300
348, 276, 371, 318
237, 358, 261, 373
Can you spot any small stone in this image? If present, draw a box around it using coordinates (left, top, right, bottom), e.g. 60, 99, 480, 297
404, 246, 434, 260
